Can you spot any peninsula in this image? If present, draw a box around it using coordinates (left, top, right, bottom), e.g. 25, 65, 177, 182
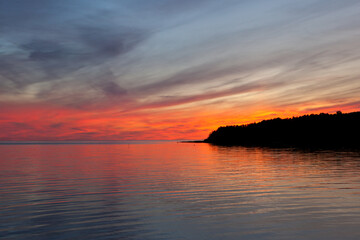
204, 111, 360, 148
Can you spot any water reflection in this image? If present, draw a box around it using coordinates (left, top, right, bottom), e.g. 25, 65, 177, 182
1, 142, 360, 239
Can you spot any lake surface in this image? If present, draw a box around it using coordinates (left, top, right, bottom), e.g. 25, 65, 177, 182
1, 141, 360, 240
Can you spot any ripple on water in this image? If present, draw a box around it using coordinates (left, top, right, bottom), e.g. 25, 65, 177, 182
1, 142, 360, 239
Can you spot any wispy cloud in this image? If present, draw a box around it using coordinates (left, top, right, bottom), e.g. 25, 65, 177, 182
1, 0, 360, 140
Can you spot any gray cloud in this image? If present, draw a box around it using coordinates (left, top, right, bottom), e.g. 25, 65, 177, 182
128, 79, 285, 112
49, 123, 64, 129
18, 26, 147, 81
11, 122, 34, 129
90, 69, 128, 98
79, 26, 147, 58
0, 0, 150, 94
303, 100, 360, 113
2, 0, 360, 140
101, 81, 127, 97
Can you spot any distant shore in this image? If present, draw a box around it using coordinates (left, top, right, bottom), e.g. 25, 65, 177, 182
180, 140, 205, 143
202, 111, 360, 149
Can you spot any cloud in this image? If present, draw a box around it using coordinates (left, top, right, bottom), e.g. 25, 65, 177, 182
49, 123, 64, 129
90, 69, 128, 98
79, 26, 147, 58
11, 122, 34, 129
101, 81, 127, 97
129, 79, 285, 111
303, 100, 360, 113
22, 40, 67, 62
0, 1, 150, 94
2, 0, 360, 140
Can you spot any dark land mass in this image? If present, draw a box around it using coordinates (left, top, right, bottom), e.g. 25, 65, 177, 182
204, 111, 360, 149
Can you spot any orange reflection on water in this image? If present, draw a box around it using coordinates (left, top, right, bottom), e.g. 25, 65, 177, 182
1, 142, 360, 239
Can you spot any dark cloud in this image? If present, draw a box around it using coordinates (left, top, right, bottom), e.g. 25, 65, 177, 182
11, 122, 34, 129
49, 123, 64, 129
71, 127, 84, 131
0, 1, 150, 92
79, 26, 147, 58
101, 81, 127, 97
18, 39, 82, 79
90, 69, 128, 98
80, 70, 129, 104
22, 40, 69, 62
16, 26, 147, 81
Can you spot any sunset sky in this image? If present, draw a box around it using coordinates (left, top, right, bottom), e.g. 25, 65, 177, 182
1, 0, 360, 140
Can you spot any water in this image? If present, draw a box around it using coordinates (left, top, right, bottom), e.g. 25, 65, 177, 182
1, 141, 360, 240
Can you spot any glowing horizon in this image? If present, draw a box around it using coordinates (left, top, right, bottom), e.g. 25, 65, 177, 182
1, 1, 360, 140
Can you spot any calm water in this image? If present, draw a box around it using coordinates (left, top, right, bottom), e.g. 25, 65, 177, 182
1, 141, 360, 240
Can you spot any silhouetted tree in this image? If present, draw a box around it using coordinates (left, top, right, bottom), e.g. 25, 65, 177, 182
204, 111, 360, 149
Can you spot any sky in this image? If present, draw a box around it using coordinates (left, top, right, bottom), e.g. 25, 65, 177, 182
1, 0, 360, 140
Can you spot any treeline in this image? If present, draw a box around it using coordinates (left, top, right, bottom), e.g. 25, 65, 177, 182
204, 111, 360, 148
